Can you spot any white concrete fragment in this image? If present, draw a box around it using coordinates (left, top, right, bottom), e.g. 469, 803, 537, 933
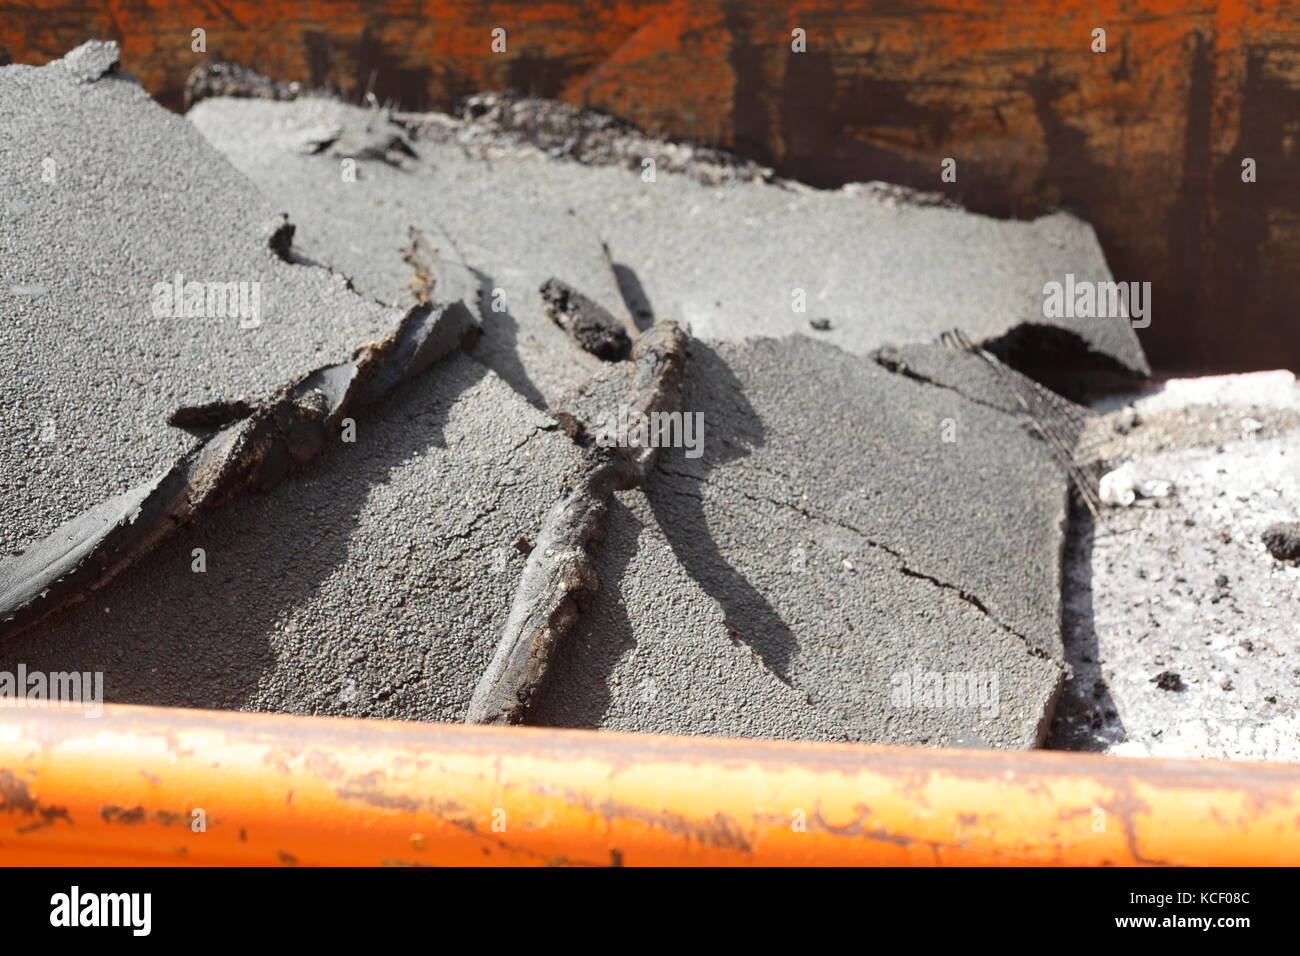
1053, 371, 1300, 761
1093, 369, 1300, 415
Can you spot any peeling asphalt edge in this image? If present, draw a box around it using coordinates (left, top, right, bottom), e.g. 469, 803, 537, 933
0, 294, 481, 642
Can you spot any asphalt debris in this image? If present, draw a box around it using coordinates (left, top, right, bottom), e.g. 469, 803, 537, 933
184, 61, 308, 109
3, 45, 1198, 753
1152, 671, 1186, 692
398, 90, 774, 187
540, 278, 633, 362
467, 322, 687, 724
1261, 521, 1300, 562
0, 296, 478, 640
167, 399, 256, 430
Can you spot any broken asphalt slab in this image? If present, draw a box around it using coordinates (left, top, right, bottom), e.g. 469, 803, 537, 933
0, 353, 593, 721
0, 45, 574, 718
0, 296, 478, 639
533, 335, 1069, 747
189, 95, 1148, 400
187, 95, 634, 410
0, 47, 396, 562
0, 49, 841, 736
2, 49, 1101, 748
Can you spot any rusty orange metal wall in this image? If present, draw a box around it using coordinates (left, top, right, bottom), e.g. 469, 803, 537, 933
1, 702, 1298, 865
2, 2, 1298, 372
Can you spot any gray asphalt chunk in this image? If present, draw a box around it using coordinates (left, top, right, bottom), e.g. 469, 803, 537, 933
0, 354, 590, 721
539, 277, 633, 361
3, 64, 1077, 748
0, 53, 393, 558
682, 337, 1067, 660
0, 297, 478, 640
188, 96, 633, 409
1262, 521, 1300, 562
529, 490, 849, 742
580, 176, 1146, 374
192, 98, 1146, 384
1, 47, 589, 717
536, 336, 1067, 747
51, 39, 119, 83
364, 99, 1147, 377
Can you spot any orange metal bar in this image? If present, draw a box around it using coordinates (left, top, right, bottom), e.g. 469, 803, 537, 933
0, 701, 1296, 866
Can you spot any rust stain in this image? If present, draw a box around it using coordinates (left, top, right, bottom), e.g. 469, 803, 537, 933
0, 769, 71, 832
807, 802, 973, 858
1100, 783, 1173, 868
335, 784, 422, 813
99, 804, 188, 827
546, 783, 753, 854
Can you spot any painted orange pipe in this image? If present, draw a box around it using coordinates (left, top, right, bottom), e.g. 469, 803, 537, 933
0, 701, 1296, 866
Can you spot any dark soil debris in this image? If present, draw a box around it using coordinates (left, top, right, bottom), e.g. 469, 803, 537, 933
540, 278, 631, 362
1261, 521, 1300, 562
1151, 670, 1185, 692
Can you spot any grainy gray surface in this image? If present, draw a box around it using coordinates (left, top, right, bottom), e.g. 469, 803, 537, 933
0, 56, 392, 559
189, 97, 1148, 393
0, 353, 590, 721
2, 57, 1092, 747
187, 96, 629, 410
530, 490, 849, 742
0, 50, 579, 721
535, 337, 1068, 747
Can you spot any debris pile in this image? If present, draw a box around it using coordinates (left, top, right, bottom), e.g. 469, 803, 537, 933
399, 90, 775, 187
21, 43, 1295, 757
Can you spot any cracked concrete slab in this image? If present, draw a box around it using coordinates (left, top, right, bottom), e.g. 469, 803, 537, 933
187, 96, 634, 410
